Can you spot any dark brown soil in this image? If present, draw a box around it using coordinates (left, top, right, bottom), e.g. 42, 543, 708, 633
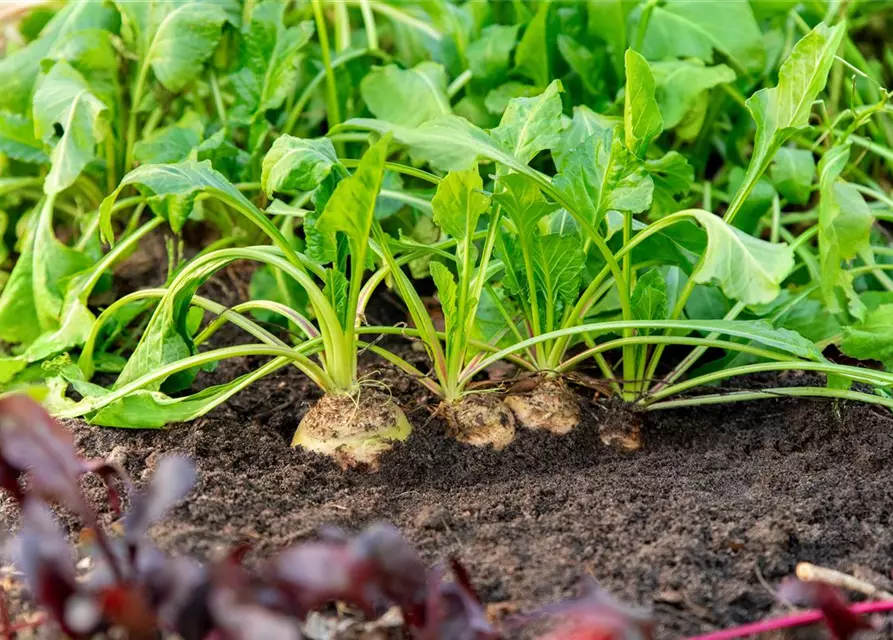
5, 353, 893, 638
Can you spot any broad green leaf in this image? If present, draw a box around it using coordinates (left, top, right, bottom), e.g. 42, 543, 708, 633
729, 22, 845, 220
631, 268, 668, 334
231, 2, 313, 124
586, 0, 632, 78
101, 160, 258, 239
0, 199, 91, 345
340, 115, 514, 173
771, 147, 816, 205
553, 126, 653, 230
645, 151, 694, 217
316, 136, 389, 259
116, 0, 228, 92
484, 82, 541, 115
492, 80, 563, 167
133, 111, 204, 165
261, 136, 342, 197
33, 61, 109, 196
641, 0, 764, 73
495, 174, 556, 242
817, 144, 873, 319
514, 0, 552, 87
650, 60, 736, 129
532, 233, 584, 315
688, 209, 793, 305
553, 105, 617, 170
557, 34, 605, 97
624, 50, 663, 158
360, 62, 451, 127
467, 24, 519, 83
45, 28, 121, 123
0, 1, 117, 114
324, 267, 349, 327
841, 304, 893, 370
0, 112, 48, 163
431, 167, 490, 241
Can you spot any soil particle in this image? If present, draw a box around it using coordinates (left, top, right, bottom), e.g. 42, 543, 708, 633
3, 360, 889, 638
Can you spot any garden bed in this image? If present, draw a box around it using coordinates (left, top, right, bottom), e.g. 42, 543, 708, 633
5, 351, 891, 637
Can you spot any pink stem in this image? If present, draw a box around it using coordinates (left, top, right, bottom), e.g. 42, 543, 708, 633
685, 600, 893, 640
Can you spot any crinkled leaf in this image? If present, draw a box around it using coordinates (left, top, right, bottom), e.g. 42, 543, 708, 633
688, 209, 794, 305
430, 261, 458, 338
553, 126, 653, 230
33, 61, 109, 195
361, 62, 451, 127
231, 3, 313, 123
651, 60, 736, 130
261, 135, 342, 197
641, 0, 764, 73
532, 233, 585, 315
491, 80, 563, 167
771, 147, 816, 205
623, 50, 663, 158
646, 151, 694, 216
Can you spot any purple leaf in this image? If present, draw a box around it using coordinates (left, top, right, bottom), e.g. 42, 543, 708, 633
124, 456, 196, 542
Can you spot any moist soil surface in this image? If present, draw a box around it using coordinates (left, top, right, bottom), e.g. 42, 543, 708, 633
4, 245, 893, 638
12, 360, 893, 638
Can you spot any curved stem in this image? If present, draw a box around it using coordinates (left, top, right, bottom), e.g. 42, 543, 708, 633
644, 361, 893, 405
340, 158, 442, 185
358, 0, 378, 50
646, 387, 893, 412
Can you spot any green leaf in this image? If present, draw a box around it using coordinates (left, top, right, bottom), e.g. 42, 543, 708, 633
631, 268, 668, 334
553, 126, 653, 230
231, 2, 313, 124
650, 60, 736, 130
430, 260, 458, 337
261, 135, 341, 197
586, 0, 632, 78
623, 50, 663, 158
557, 34, 605, 96
841, 304, 893, 370
340, 115, 513, 173
532, 233, 585, 313
0, 199, 91, 345
729, 22, 845, 218
360, 62, 451, 128
132, 111, 204, 165
514, 0, 552, 87
817, 144, 873, 319
687, 209, 794, 305
0, 1, 117, 114
640, 0, 764, 73
483, 82, 541, 115
316, 135, 389, 260
467, 24, 519, 84
101, 160, 257, 238
45, 28, 121, 123
33, 61, 109, 195
646, 151, 694, 216
771, 147, 816, 205
116, 0, 228, 92
0, 112, 48, 163
431, 167, 491, 242
492, 80, 563, 167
